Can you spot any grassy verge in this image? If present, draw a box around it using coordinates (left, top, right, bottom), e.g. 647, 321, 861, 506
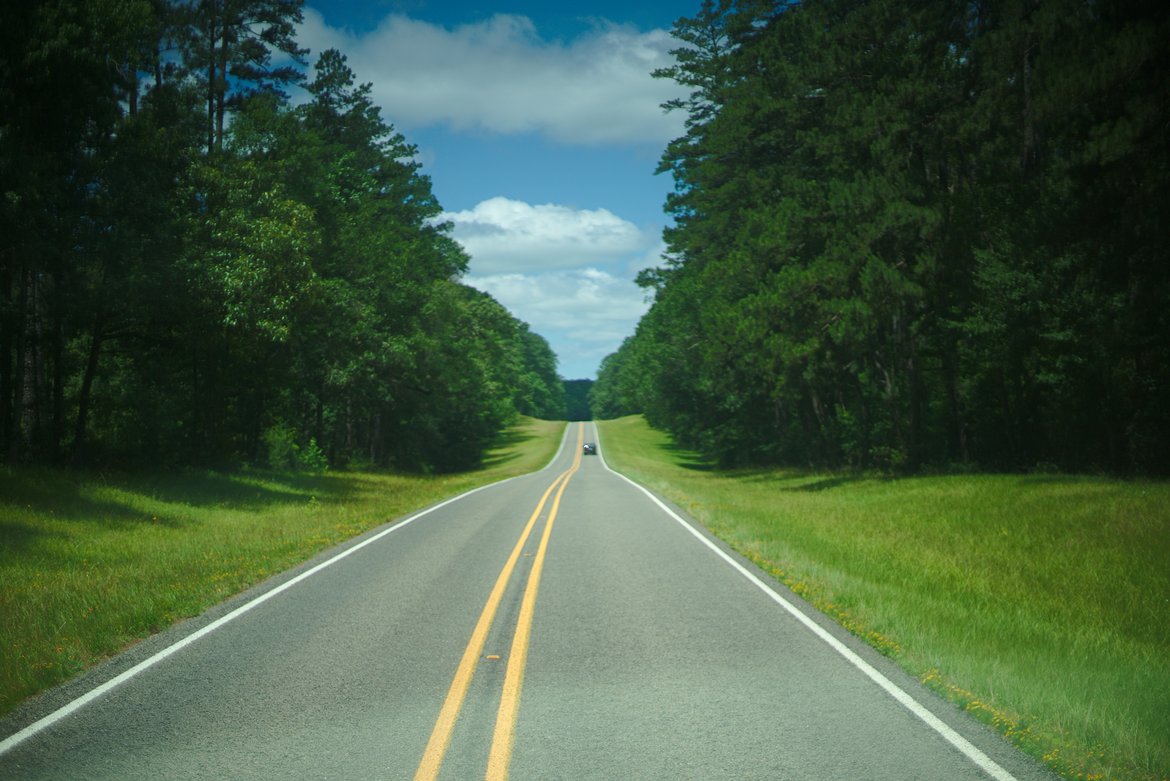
598, 415, 1170, 781
0, 416, 565, 719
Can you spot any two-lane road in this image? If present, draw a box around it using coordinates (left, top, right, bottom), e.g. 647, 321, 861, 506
0, 423, 1057, 780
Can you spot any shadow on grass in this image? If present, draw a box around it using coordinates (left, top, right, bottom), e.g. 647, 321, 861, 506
658, 442, 718, 472
0, 470, 158, 561
666, 459, 882, 493
779, 475, 869, 492
478, 449, 521, 471
0, 467, 365, 547
139, 470, 355, 509
159, 474, 292, 507
476, 421, 546, 472
0, 469, 149, 525
0, 520, 49, 560
492, 425, 539, 450
653, 441, 843, 488
1015, 474, 1092, 486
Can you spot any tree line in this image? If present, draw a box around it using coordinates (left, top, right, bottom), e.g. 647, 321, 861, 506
591, 0, 1169, 474
0, 0, 566, 472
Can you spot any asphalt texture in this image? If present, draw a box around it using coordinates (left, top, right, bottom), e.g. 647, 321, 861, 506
0, 423, 1061, 780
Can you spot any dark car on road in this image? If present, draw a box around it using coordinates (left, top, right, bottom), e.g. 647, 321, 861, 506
582, 442, 597, 455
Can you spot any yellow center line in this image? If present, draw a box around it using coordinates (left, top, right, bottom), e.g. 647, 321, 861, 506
485, 426, 582, 780
412, 423, 584, 781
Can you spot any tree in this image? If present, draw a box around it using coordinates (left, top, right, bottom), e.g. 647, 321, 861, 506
563, 380, 593, 422
178, 0, 308, 154
0, 8, 572, 472
515, 328, 567, 420
608, 0, 1170, 473
0, 0, 160, 462
70, 79, 206, 463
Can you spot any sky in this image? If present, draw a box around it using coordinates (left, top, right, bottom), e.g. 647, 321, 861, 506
296, 1, 697, 379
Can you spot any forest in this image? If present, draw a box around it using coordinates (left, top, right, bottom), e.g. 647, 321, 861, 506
0, 0, 567, 473
590, 0, 1170, 474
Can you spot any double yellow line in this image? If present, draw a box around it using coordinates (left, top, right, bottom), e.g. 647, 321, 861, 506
414, 423, 584, 781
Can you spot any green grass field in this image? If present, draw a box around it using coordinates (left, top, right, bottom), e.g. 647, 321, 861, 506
598, 415, 1170, 781
0, 417, 565, 719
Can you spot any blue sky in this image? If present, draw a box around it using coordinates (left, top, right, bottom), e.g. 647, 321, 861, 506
297, 1, 696, 379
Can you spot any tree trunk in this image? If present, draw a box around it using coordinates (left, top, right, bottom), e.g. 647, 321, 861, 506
1020, 23, 1038, 175
73, 313, 105, 464
907, 349, 923, 471
190, 343, 202, 460
206, 10, 217, 155
0, 260, 13, 457
16, 268, 40, 461
129, 68, 139, 116
50, 283, 64, 463
942, 344, 968, 463
216, 33, 228, 154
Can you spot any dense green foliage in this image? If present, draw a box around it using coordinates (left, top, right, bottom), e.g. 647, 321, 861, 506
0, 1, 565, 472
562, 379, 594, 421
591, 0, 1170, 473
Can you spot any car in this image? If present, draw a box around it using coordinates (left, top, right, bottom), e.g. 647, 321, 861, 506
582, 442, 597, 455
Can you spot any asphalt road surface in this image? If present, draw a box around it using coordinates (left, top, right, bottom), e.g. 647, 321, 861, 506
0, 422, 1059, 780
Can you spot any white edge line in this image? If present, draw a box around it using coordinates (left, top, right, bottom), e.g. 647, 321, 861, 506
2, 422, 574, 754
593, 426, 1019, 781
0, 446, 567, 757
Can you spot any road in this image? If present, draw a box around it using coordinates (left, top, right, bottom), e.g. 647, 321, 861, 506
0, 422, 1058, 780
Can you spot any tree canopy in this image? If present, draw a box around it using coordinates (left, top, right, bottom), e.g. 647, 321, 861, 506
0, 0, 566, 472
591, 0, 1170, 474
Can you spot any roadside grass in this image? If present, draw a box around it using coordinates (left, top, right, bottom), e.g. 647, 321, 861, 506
0, 416, 565, 719
597, 415, 1170, 781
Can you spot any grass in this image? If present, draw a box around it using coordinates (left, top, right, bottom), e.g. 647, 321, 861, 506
597, 415, 1170, 781
0, 416, 565, 719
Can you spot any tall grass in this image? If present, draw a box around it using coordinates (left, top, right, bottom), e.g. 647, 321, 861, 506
0, 417, 565, 718
598, 416, 1170, 781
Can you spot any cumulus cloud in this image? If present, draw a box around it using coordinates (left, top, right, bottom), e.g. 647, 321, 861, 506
298, 9, 685, 145
442, 196, 649, 274
467, 268, 651, 379
442, 196, 658, 376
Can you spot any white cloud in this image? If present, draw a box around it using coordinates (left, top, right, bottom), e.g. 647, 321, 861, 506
632, 238, 672, 276
466, 268, 651, 379
298, 9, 685, 145
442, 196, 664, 376
442, 196, 649, 274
